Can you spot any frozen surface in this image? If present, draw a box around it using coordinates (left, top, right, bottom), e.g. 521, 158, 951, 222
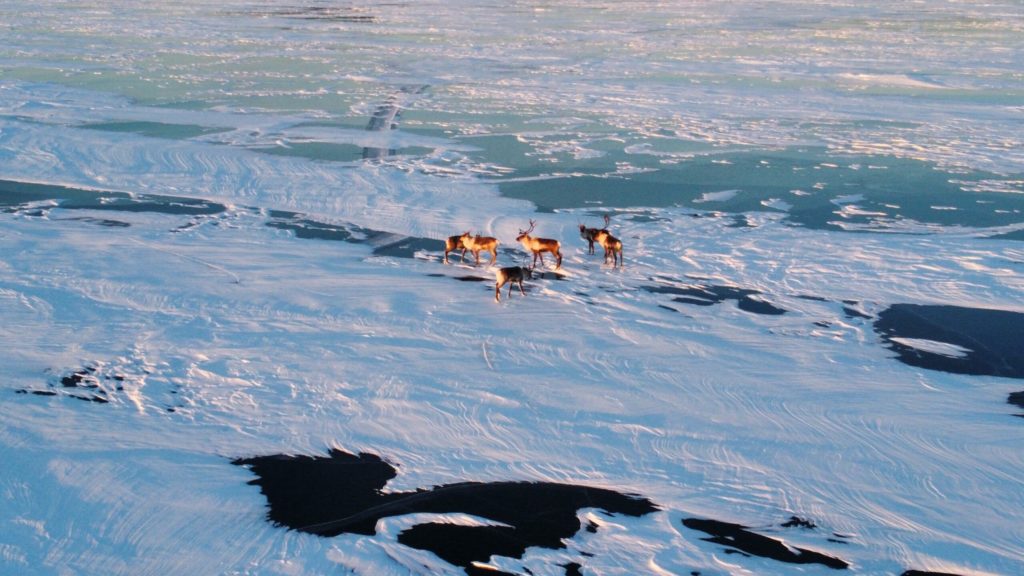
2, 1, 1024, 575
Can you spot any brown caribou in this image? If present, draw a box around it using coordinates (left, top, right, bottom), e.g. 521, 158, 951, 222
461, 234, 500, 266
494, 266, 532, 302
599, 231, 623, 268
516, 220, 562, 269
444, 232, 470, 264
579, 214, 610, 255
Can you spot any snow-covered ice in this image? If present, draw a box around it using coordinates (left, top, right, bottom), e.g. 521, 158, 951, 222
2, 1, 1023, 575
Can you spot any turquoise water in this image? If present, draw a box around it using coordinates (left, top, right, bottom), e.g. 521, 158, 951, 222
2, 1, 1021, 238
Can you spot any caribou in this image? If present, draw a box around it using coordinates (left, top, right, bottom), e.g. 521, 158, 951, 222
461, 234, 499, 267
599, 231, 623, 268
579, 214, 610, 255
444, 232, 469, 264
516, 220, 562, 269
494, 266, 532, 302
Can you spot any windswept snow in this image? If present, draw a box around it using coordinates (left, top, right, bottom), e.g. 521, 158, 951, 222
2, 0, 1024, 574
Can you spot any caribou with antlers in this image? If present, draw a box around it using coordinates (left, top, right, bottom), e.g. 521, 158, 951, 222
516, 219, 562, 269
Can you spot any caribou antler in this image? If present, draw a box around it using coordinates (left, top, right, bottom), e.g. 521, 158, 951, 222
519, 219, 537, 236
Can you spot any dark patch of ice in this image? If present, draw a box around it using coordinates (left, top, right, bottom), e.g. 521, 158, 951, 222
370, 235, 437, 259
18, 367, 112, 404
274, 6, 377, 23
254, 141, 365, 162
796, 294, 829, 302
81, 120, 231, 140
265, 212, 437, 259
780, 516, 817, 529
396, 524, 521, 576
62, 369, 99, 388
726, 215, 756, 228
1008, 391, 1024, 409
233, 449, 657, 575
60, 216, 131, 228
874, 304, 1024, 379
987, 228, 1024, 242
0, 179, 98, 208
624, 213, 669, 223
15, 364, 180, 410
563, 562, 583, 576
1009, 391, 1024, 418
737, 296, 786, 315
642, 282, 786, 315
842, 306, 872, 320
495, 148, 1024, 234
266, 217, 354, 242
76, 394, 109, 404
61, 195, 225, 216
229, 6, 379, 23
682, 517, 848, 569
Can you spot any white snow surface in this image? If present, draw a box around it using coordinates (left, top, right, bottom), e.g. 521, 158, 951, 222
3, 196, 1022, 575
1, 1, 1024, 575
